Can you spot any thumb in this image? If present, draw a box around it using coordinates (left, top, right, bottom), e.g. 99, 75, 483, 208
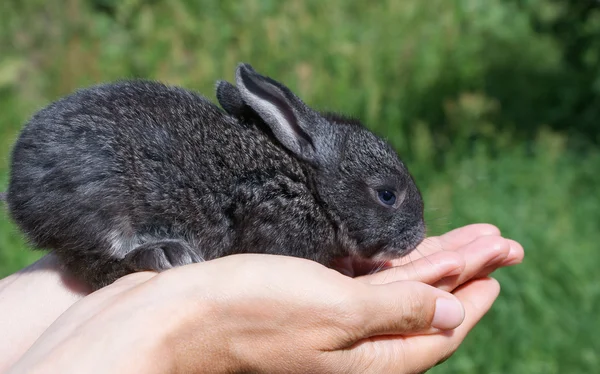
355, 281, 465, 338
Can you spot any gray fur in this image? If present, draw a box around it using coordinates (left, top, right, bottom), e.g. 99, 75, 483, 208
5, 63, 425, 289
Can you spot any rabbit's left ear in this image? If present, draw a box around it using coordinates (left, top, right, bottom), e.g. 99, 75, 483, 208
216, 80, 247, 117
235, 63, 319, 162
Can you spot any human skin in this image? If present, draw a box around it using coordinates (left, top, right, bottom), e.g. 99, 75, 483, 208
0, 224, 523, 373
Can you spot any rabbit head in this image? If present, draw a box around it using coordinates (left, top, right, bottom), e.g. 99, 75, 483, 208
218, 64, 426, 262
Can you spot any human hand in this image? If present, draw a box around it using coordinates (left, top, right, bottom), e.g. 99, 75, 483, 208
8, 253, 493, 374
344, 223, 524, 371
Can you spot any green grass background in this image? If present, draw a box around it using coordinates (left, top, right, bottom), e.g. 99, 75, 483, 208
1, 1, 599, 372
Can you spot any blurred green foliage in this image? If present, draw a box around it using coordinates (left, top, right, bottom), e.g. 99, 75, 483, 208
0, 0, 599, 372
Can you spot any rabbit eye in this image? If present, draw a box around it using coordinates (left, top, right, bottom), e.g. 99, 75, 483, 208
377, 190, 396, 206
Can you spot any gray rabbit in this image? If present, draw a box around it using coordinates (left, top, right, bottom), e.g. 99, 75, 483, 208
5, 63, 425, 289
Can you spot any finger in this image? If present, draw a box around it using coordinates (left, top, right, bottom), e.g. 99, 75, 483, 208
472, 239, 525, 278
339, 278, 500, 373
357, 251, 465, 285
431, 235, 510, 292
353, 281, 465, 339
398, 278, 500, 373
438, 223, 501, 248
388, 236, 447, 264
391, 223, 502, 263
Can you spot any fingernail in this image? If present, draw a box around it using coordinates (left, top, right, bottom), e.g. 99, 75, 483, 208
485, 253, 508, 267
432, 298, 465, 330
503, 246, 524, 266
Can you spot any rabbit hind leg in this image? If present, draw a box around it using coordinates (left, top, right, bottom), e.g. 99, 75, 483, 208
123, 239, 203, 272
55, 236, 202, 290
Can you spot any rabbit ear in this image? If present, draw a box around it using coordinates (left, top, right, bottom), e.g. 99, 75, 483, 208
235, 63, 317, 161
215, 80, 246, 117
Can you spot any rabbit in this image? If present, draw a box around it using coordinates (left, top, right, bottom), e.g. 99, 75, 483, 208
5, 63, 426, 289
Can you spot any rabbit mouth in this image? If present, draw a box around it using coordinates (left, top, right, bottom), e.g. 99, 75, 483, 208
329, 241, 423, 277
329, 256, 392, 277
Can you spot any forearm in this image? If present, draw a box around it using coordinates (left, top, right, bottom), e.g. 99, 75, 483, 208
7, 318, 173, 374
0, 254, 90, 371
